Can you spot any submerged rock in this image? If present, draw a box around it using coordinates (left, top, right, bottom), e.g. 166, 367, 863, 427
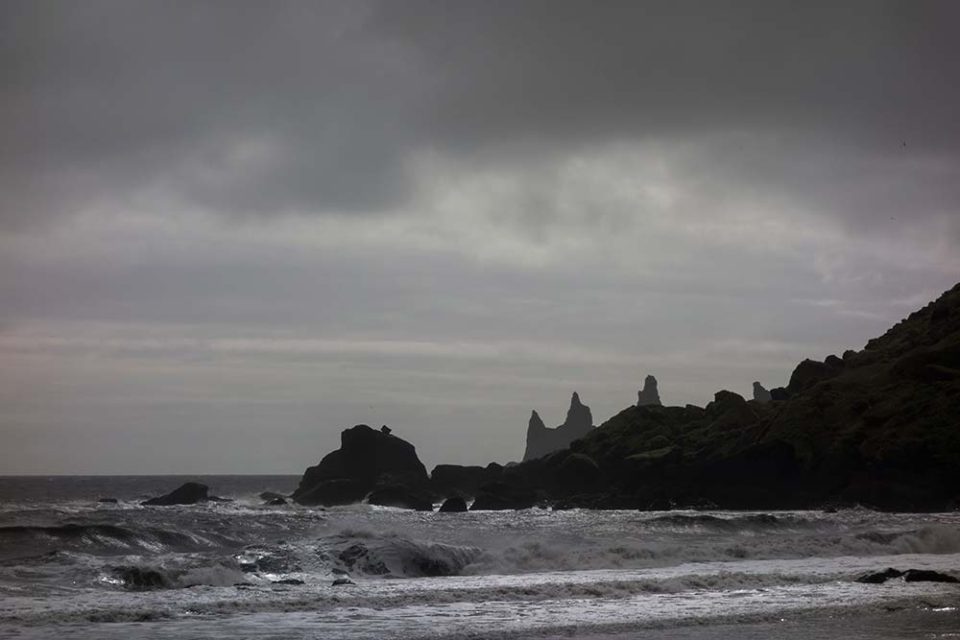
438, 496, 468, 512
470, 482, 537, 510
367, 486, 433, 511
857, 567, 904, 584
903, 569, 960, 583
113, 566, 173, 590
142, 482, 209, 506
857, 568, 959, 584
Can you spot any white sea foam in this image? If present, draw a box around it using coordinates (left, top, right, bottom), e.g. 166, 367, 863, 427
2, 498, 960, 639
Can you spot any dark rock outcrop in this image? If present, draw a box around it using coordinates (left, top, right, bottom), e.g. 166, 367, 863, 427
439, 496, 468, 512
903, 569, 960, 583
556, 452, 601, 490
293, 424, 430, 507
824, 354, 845, 370
787, 359, 836, 393
367, 486, 433, 511
294, 479, 368, 506
112, 566, 173, 590
856, 567, 903, 583
752, 382, 772, 404
857, 568, 959, 584
484, 281, 960, 511
430, 463, 503, 497
470, 482, 537, 510
142, 482, 209, 506
769, 387, 790, 401
522, 393, 594, 461
637, 375, 662, 406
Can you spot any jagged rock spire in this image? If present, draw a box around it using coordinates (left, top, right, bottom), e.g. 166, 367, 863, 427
637, 375, 662, 406
563, 392, 593, 431
529, 409, 546, 431
522, 392, 595, 461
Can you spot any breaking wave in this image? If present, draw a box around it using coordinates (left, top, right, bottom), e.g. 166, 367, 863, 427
104, 564, 248, 590
646, 513, 821, 530
319, 534, 483, 578
0, 522, 235, 557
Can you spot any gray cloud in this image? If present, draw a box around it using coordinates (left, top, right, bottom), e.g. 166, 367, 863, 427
1, 1, 959, 473
3, 0, 959, 230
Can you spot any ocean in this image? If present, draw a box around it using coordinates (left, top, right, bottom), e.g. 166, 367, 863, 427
0, 476, 958, 639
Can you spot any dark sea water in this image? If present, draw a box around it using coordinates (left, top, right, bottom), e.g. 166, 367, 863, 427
0, 475, 300, 505
1, 476, 958, 639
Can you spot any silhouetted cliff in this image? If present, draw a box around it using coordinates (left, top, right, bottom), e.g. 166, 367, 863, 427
500, 282, 960, 511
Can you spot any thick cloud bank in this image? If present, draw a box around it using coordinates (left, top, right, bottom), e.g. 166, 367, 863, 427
1, 1, 957, 472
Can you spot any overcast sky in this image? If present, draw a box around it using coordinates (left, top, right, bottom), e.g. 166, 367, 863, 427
2, 0, 958, 474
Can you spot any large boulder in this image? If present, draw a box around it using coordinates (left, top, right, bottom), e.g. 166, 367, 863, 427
637, 375, 662, 406
430, 463, 503, 497
293, 425, 430, 506
142, 482, 209, 506
438, 496, 468, 512
470, 482, 538, 510
522, 392, 595, 461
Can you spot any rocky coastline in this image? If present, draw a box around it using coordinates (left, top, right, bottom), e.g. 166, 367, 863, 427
289, 282, 960, 512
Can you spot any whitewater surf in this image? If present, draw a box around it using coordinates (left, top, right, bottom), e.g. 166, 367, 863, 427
1, 476, 958, 639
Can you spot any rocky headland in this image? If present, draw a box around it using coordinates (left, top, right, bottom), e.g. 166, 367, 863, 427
292, 282, 960, 512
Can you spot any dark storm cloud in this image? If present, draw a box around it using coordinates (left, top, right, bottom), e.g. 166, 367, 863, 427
2, 0, 958, 229
1, 0, 425, 224
3, 0, 960, 473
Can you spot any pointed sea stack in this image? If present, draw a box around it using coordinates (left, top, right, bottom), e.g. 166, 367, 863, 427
637, 375, 662, 406
564, 392, 592, 433
522, 392, 594, 461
